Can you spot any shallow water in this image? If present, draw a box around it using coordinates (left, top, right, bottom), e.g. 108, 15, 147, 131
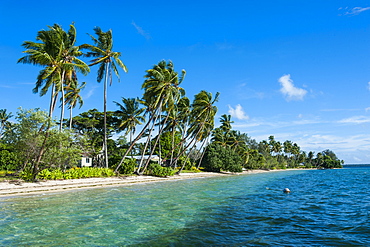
1, 168, 370, 246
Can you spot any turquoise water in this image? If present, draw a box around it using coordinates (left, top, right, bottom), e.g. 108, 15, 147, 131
1, 168, 370, 246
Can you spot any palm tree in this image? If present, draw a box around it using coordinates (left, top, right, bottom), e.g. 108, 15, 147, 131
283, 140, 293, 158
81, 27, 128, 168
113, 61, 186, 174
307, 151, 315, 167
114, 97, 145, 156
139, 60, 186, 174
193, 120, 214, 170
0, 109, 13, 138
18, 24, 90, 127
18, 23, 89, 180
113, 100, 159, 174
162, 101, 186, 166
160, 96, 191, 168
173, 90, 219, 169
315, 152, 323, 168
18, 24, 62, 119
55, 24, 89, 131
291, 143, 301, 167
219, 114, 233, 132
64, 81, 86, 129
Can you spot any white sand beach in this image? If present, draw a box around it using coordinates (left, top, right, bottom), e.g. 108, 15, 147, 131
0, 170, 275, 197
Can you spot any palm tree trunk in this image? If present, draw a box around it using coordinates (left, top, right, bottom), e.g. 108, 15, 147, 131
33, 131, 50, 181
69, 107, 73, 129
59, 71, 66, 131
137, 116, 156, 174
161, 113, 207, 163
196, 135, 210, 169
178, 127, 210, 173
114, 108, 159, 173
103, 62, 109, 168
130, 131, 134, 158
170, 127, 175, 166
177, 145, 195, 174
170, 133, 197, 168
170, 111, 210, 167
52, 93, 58, 118
140, 108, 170, 174
49, 84, 56, 119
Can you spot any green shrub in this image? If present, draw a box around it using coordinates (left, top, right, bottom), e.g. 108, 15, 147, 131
201, 143, 243, 173
20, 167, 33, 181
145, 163, 175, 177
36, 167, 116, 180
118, 159, 136, 175
50, 169, 64, 180
37, 169, 52, 180
101, 168, 115, 177
0, 149, 20, 171
178, 156, 192, 170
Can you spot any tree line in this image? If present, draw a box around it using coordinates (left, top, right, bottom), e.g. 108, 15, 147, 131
0, 23, 343, 180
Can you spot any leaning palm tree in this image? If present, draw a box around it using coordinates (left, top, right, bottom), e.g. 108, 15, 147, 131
64, 81, 86, 129
114, 97, 145, 157
138, 60, 186, 174
174, 97, 191, 163
162, 106, 183, 166
114, 61, 185, 174
172, 90, 219, 169
0, 109, 13, 138
81, 27, 128, 168
113, 99, 160, 174
219, 114, 234, 132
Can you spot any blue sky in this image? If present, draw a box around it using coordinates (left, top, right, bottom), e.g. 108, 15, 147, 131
1, 0, 370, 164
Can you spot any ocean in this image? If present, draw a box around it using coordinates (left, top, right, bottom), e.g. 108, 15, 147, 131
1, 167, 369, 246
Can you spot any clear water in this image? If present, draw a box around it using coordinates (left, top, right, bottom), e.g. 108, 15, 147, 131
1, 168, 370, 246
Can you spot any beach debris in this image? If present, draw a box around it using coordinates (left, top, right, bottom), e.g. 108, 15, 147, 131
283, 188, 291, 193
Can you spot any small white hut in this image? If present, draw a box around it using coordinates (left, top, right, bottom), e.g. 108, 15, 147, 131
80, 155, 93, 167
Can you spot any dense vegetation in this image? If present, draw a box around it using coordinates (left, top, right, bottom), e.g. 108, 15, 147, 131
0, 23, 343, 181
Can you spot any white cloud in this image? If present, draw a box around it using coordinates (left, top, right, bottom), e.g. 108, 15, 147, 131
84, 86, 99, 100
338, 116, 370, 124
132, 21, 151, 39
278, 74, 307, 101
367, 81, 370, 91
228, 104, 249, 120
343, 7, 370, 15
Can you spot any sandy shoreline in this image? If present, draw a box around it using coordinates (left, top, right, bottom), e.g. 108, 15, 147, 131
0, 169, 287, 198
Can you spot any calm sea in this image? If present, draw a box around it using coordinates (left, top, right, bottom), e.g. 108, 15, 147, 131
1, 167, 370, 246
